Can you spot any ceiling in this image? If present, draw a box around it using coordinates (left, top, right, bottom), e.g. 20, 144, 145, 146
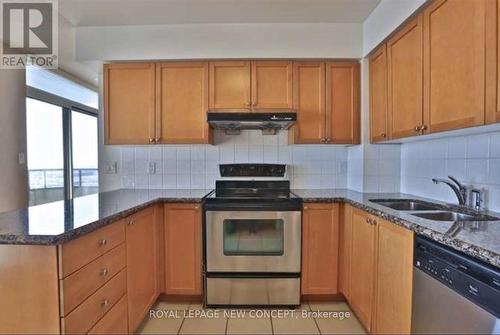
59, 0, 381, 26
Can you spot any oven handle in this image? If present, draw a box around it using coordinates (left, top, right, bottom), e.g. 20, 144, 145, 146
203, 202, 302, 211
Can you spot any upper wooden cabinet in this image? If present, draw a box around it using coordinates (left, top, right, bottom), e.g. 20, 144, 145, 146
209, 60, 293, 110
349, 208, 377, 332
325, 62, 360, 144
291, 61, 360, 144
104, 63, 155, 145
373, 219, 414, 334
494, 0, 500, 124
369, 45, 389, 142
164, 203, 202, 296
291, 61, 326, 143
209, 61, 251, 109
387, 16, 424, 139
423, 0, 495, 133
156, 62, 211, 144
126, 207, 158, 332
301, 203, 339, 296
251, 61, 293, 109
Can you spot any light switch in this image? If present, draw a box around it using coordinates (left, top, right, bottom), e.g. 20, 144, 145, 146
149, 162, 157, 175
18, 153, 26, 165
104, 162, 118, 174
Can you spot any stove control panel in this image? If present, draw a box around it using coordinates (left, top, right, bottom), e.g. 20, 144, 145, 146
220, 164, 286, 177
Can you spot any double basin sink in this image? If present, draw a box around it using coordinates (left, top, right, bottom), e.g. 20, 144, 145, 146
369, 199, 500, 236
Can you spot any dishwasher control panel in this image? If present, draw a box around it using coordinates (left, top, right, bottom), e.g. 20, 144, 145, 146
415, 236, 500, 319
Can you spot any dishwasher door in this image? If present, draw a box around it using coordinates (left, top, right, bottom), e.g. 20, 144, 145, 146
412, 268, 500, 334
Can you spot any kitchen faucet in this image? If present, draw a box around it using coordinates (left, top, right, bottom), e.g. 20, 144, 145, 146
432, 176, 467, 206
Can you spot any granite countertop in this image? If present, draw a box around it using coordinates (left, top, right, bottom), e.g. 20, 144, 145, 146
0, 188, 499, 268
0, 189, 212, 245
293, 189, 500, 268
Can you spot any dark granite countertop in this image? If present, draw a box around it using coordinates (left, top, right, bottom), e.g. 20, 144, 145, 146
0, 188, 498, 269
293, 189, 500, 268
0, 189, 212, 245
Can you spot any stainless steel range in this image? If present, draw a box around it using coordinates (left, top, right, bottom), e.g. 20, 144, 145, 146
203, 164, 302, 307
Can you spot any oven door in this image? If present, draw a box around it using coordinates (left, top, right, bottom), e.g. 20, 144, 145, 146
205, 211, 301, 273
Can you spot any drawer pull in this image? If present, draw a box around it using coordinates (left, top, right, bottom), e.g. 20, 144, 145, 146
98, 239, 107, 247
100, 268, 109, 277
128, 220, 134, 226
101, 299, 110, 308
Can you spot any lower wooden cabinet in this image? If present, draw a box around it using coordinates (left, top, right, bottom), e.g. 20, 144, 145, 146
301, 203, 340, 296
373, 219, 413, 334
88, 295, 129, 335
126, 206, 159, 332
349, 208, 377, 331
343, 206, 414, 334
164, 203, 202, 296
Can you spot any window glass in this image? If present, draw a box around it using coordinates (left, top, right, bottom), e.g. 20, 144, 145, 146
223, 219, 284, 256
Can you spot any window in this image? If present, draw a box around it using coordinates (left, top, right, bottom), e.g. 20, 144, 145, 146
26, 67, 98, 206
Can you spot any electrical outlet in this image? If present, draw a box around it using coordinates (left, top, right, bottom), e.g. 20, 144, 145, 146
18, 153, 26, 165
105, 162, 118, 174
149, 162, 157, 175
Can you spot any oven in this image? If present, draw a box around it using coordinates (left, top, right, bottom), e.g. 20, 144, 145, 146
205, 210, 301, 273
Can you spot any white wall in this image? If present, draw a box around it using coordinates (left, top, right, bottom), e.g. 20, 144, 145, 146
401, 132, 500, 212
0, 68, 28, 212
362, 0, 426, 55
75, 23, 363, 61
100, 130, 348, 191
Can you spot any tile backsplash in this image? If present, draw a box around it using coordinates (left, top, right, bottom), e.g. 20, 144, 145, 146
99, 130, 348, 191
401, 132, 500, 212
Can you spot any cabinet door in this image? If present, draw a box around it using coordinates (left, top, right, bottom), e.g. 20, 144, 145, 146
350, 208, 377, 332
339, 204, 353, 300
387, 16, 424, 139
251, 61, 293, 109
126, 207, 158, 332
369, 45, 389, 142
155, 62, 211, 144
164, 203, 201, 295
325, 62, 360, 144
209, 61, 251, 109
423, 0, 495, 133
290, 62, 326, 143
491, 0, 500, 124
104, 63, 155, 144
373, 219, 414, 334
301, 203, 339, 295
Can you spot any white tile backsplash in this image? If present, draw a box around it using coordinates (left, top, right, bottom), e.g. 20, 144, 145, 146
401, 131, 500, 212
100, 129, 349, 191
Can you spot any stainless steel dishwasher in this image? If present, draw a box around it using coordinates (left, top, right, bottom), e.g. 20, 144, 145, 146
412, 236, 500, 334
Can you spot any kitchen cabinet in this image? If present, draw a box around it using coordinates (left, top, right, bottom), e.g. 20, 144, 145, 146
490, 0, 500, 124
290, 61, 326, 143
369, 45, 389, 143
387, 16, 424, 139
301, 203, 340, 296
422, 0, 496, 133
209, 60, 292, 110
339, 204, 353, 300
164, 203, 202, 296
209, 61, 251, 109
373, 219, 414, 334
325, 62, 360, 144
349, 208, 377, 332
104, 63, 156, 145
291, 61, 360, 144
126, 207, 158, 332
155, 62, 211, 144
251, 61, 293, 109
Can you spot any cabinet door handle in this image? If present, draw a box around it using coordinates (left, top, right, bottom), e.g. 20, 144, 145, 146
366, 218, 371, 224
98, 239, 107, 247
326, 138, 331, 143
414, 126, 421, 132
194, 205, 200, 210
154, 138, 160, 144
128, 220, 134, 226
420, 125, 428, 134
101, 299, 110, 308
245, 101, 251, 107
100, 268, 109, 277
381, 133, 387, 138
149, 138, 154, 144
303, 206, 309, 210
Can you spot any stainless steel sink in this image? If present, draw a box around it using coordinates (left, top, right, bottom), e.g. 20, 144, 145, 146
370, 199, 443, 211
411, 211, 497, 222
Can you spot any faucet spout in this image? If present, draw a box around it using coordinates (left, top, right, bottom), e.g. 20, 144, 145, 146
432, 177, 467, 205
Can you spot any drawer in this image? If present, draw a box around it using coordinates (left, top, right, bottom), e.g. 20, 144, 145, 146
62, 269, 126, 334
60, 220, 126, 278
61, 244, 126, 316
88, 295, 128, 335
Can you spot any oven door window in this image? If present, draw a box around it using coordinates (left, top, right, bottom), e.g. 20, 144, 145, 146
223, 219, 284, 256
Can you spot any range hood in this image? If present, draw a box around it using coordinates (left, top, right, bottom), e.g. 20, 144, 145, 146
207, 110, 297, 135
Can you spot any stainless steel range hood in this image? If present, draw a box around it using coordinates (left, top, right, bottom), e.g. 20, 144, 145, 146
207, 110, 297, 135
